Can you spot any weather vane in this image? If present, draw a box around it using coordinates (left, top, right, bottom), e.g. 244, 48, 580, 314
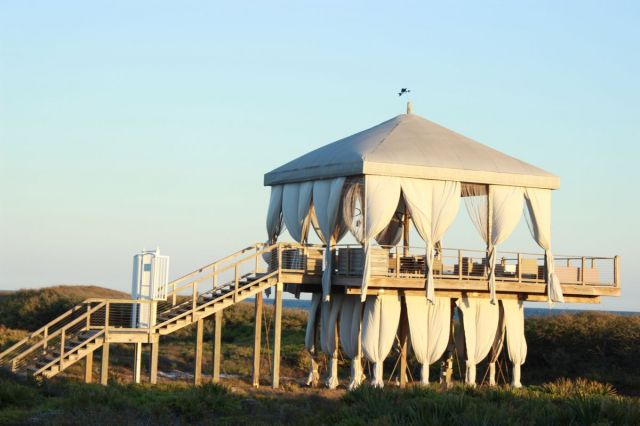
398, 88, 411, 97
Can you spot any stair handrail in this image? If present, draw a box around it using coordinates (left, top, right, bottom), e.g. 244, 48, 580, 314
0, 302, 92, 364
153, 243, 281, 330
6, 301, 107, 369
164, 243, 270, 298
33, 328, 107, 377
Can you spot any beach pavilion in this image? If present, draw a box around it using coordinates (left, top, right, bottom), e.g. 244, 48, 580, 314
263, 103, 620, 389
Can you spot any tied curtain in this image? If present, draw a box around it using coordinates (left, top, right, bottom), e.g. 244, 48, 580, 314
405, 295, 451, 384
339, 295, 365, 390
266, 185, 284, 244
312, 178, 347, 301
456, 297, 500, 385
319, 294, 345, 389
524, 188, 564, 303
303, 293, 322, 386
502, 298, 527, 387
359, 176, 402, 301
401, 178, 461, 302
282, 182, 313, 242
465, 185, 524, 303
361, 294, 402, 387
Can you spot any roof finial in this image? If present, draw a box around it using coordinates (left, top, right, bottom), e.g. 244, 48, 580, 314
398, 88, 412, 114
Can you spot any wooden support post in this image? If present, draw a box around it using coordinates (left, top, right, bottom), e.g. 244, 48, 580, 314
133, 342, 142, 384
581, 257, 586, 285
252, 292, 263, 388
212, 310, 223, 383
272, 282, 283, 389
100, 343, 110, 386
150, 340, 159, 385
614, 256, 620, 287
399, 296, 409, 388
194, 318, 204, 385
517, 253, 523, 283
84, 351, 93, 384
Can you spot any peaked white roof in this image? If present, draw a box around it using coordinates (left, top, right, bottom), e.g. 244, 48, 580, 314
264, 112, 560, 189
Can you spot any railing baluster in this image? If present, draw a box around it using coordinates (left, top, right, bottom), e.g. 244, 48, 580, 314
614, 256, 620, 287
234, 264, 239, 303
458, 250, 463, 280
192, 282, 197, 312
60, 329, 65, 370
581, 257, 586, 285
517, 253, 522, 283
395, 247, 400, 278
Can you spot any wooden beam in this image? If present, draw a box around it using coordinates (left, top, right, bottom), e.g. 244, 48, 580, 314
252, 292, 263, 388
100, 343, 109, 386
194, 318, 204, 385
272, 282, 283, 389
84, 351, 93, 384
398, 297, 409, 388
133, 342, 142, 384
212, 310, 222, 383
150, 340, 159, 385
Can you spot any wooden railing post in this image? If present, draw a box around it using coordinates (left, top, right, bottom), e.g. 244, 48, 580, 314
234, 264, 239, 303
277, 244, 283, 282
60, 329, 66, 370
213, 264, 218, 289
395, 247, 400, 278
458, 250, 463, 280
255, 244, 260, 275
43, 327, 48, 352
517, 253, 522, 283
192, 282, 198, 312
105, 302, 110, 339
581, 257, 586, 285
86, 304, 91, 329
614, 256, 620, 287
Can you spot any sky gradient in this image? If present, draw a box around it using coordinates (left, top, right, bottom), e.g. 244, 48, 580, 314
1, 1, 638, 311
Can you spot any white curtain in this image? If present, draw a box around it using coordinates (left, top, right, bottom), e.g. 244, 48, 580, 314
360, 176, 402, 301
456, 297, 500, 385
361, 294, 402, 387
342, 178, 365, 242
524, 188, 564, 303
502, 298, 527, 387
401, 178, 461, 302
282, 182, 313, 242
339, 295, 364, 389
405, 295, 451, 384
304, 293, 322, 386
266, 185, 284, 243
320, 294, 344, 389
312, 178, 347, 301
464, 185, 524, 303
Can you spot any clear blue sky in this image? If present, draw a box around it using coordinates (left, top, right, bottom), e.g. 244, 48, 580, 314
1, 1, 638, 311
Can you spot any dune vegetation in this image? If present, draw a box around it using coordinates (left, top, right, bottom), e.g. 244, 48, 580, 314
0, 285, 638, 425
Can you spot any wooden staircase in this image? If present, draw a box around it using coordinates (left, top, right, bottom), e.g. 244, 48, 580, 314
0, 242, 284, 383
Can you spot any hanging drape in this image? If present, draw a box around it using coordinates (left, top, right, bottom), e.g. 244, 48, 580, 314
361, 176, 402, 301
361, 294, 402, 387
401, 178, 461, 302
304, 293, 322, 386
320, 294, 344, 389
266, 185, 284, 243
405, 295, 451, 384
342, 178, 365, 242
502, 298, 527, 387
524, 188, 564, 303
312, 178, 347, 301
487, 303, 506, 386
456, 297, 500, 385
339, 295, 364, 389
464, 185, 524, 303
282, 182, 313, 242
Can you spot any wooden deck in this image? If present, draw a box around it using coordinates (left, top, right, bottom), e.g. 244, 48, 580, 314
277, 243, 620, 304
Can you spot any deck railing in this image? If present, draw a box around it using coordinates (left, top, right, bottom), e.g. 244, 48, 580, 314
273, 243, 619, 288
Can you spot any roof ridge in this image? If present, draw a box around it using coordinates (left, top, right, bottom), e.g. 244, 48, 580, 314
362, 115, 405, 161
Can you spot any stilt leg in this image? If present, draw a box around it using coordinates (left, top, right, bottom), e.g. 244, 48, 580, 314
195, 318, 204, 385
100, 343, 110, 386
133, 342, 142, 384
272, 282, 283, 389
150, 339, 159, 385
212, 311, 222, 383
252, 293, 263, 387
84, 351, 93, 384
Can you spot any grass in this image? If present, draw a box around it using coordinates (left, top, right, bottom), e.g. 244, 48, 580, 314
1, 285, 639, 424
